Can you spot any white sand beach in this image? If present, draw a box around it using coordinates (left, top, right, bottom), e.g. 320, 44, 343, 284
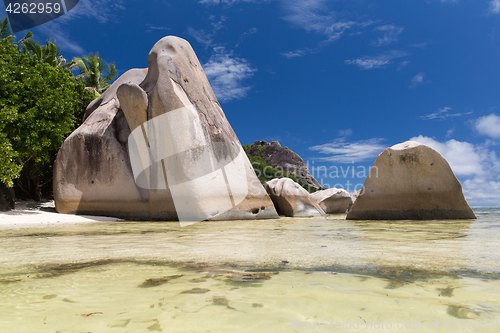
0, 200, 123, 229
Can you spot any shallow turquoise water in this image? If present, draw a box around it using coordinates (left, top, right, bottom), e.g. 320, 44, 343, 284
0, 208, 499, 332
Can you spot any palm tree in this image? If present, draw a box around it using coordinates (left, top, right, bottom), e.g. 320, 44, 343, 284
1, 16, 33, 45
23, 38, 70, 69
0, 16, 14, 42
72, 52, 118, 94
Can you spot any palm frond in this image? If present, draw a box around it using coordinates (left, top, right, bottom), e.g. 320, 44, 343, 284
0, 17, 14, 42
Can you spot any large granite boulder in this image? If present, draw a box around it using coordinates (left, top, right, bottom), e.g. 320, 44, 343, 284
350, 190, 361, 205
346, 141, 476, 220
54, 36, 278, 222
265, 178, 324, 217
311, 188, 352, 214
245, 140, 324, 191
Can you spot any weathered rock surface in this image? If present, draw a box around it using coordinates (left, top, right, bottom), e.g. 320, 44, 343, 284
311, 188, 353, 214
246, 141, 324, 191
54, 36, 278, 221
346, 141, 476, 220
265, 178, 324, 217
350, 190, 361, 205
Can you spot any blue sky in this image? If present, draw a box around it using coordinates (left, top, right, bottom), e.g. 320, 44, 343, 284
3, 0, 500, 206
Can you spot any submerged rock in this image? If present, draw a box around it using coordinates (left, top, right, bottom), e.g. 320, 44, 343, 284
311, 188, 353, 213
54, 36, 278, 221
347, 141, 476, 220
138, 274, 184, 288
265, 178, 324, 217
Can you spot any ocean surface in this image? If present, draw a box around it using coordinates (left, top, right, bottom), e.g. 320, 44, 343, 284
0, 208, 499, 332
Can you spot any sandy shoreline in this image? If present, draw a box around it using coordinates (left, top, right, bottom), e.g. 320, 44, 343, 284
0, 200, 123, 229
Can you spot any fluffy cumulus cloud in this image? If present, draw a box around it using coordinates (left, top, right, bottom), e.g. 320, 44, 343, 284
203, 47, 257, 102
410, 135, 500, 206
409, 136, 494, 176
345, 50, 408, 70
310, 138, 386, 163
475, 113, 500, 138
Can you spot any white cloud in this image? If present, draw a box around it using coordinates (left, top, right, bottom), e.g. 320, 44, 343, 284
489, 0, 500, 14
36, 22, 85, 54
410, 72, 425, 88
371, 24, 403, 47
345, 50, 408, 70
61, 0, 125, 24
397, 60, 410, 71
279, 0, 362, 57
203, 47, 257, 102
410, 135, 500, 177
410, 135, 500, 206
419, 107, 472, 120
281, 0, 355, 38
281, 48, 316, 59
187, 15, 226, 48
310, 138, 386, 163
146, 25, 170, 33
338, 129, 353, 137
187, 27, 214, 48
31, 0, 126, 54
462, 178, 500, 206
476, 113, 500, 138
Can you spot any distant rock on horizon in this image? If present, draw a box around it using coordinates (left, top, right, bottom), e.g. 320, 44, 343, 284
245, 140, 324, 192
347, 141, 476, 220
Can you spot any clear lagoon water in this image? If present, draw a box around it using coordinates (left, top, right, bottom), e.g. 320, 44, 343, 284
0, 208, 499, 332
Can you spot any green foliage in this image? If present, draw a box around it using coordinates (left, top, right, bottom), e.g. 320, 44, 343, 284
244, 142, 318, 193
1, 16, 33, 47
0, 107, 21, 187
0, 38, 94, 199
246, 152, 316, 192
256, 144, 266, 152
72, 52, 118, 93
0, 16, 14, 42
22, 38, 71, 69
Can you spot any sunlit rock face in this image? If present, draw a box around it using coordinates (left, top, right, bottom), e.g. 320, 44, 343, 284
347, 141, 476, 220
265, 178, 325, 217
54, 36, 278, 221
311, 188, 352, 214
